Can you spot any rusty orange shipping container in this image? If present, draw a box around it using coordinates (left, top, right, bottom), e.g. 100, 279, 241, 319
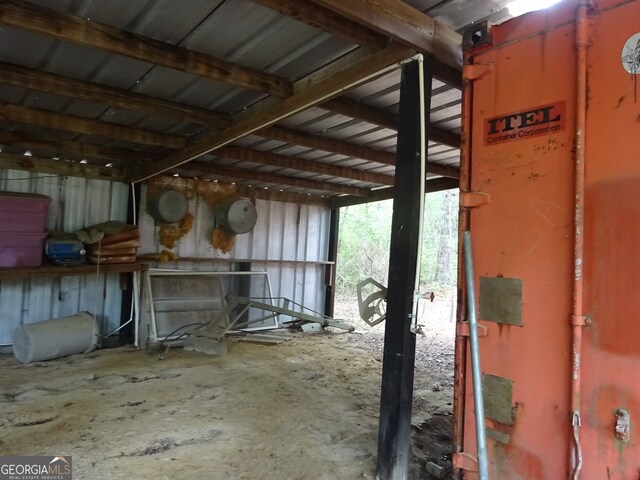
457, 0, 640, 478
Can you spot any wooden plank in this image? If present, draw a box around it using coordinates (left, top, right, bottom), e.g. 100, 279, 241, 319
2, 104, 187, 148
261, 125, 459, 177
0, 152, 127, 182
308, 0, 462, 71
0, 262, 148, 280
261, 125, 395, 164
323, 97, 460, 148
140, 255, 334, 266
129, 44, 416, 182
0, 62, 231, 128
323, 97, 397, 130
377, 59, 427, 480
251, 0, 388, 50
331, 176, 458, 208
254, 0, 461, 87
228, 184, 330, 206
0, 0, 292, 97
0, 131, 155, 165
0, 60, 458, 148
188, 161, 370, 196
217, 145, 394, 185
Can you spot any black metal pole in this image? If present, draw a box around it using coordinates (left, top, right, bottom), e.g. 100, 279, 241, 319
118, 182, 141, 346
376, 59, 433, 480
324, 208, 340, 318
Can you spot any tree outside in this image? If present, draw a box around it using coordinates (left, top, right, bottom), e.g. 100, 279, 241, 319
336, 189, 459, 297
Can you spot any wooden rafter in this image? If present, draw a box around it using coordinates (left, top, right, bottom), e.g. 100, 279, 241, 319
0, 0, 292, 96
260, 125, 459, 178
0, 152, 127, 182
2, 104, 187, 148
253, 0, 462, 88
331, 176, 458, 208
189, 161, 369, 196
251, 0, 389, 50
129, 44, 416, 182
0, 62, 231, 128
261, 125, 395, 164
307, 0, 462, 70
164, 176, 331, 207
0, 60, 460, 148
0, 131, 155, 165
217, 145, 394, 186
323, 97, 461, 148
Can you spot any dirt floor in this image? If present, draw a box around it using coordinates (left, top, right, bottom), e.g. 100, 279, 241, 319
0, 290, 456, 480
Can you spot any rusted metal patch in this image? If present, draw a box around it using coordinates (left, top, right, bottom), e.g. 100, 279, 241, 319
479, 277, 523, 326
486, 427, 511, 444
483, 373, 515, 426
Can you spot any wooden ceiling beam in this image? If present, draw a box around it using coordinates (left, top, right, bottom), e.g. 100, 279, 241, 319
307, 0, 462, 71
322, 96, 460, 148
0, 130, 155, 165
261, 125, 395, 164
323, 97, 397, 130
129, 44, 416, 182
217, 145, 394, 186
0, 62, 231, 128
251, 0, 388, 50
0, 0, 292, 97
0, 60, 460, 152
0, 152, 127, 182
0, 61, 460, 148
189, 161, 370, 196
331, 176, 458, 208
254, 0, 461, 88
260, 125, 459, 178
231, 184, 330, 206
2, 104, 187, 148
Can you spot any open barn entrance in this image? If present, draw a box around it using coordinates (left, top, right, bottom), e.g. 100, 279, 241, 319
334, 188, 458, 477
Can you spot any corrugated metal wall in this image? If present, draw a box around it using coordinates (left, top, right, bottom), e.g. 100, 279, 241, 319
0, 169, 129, 344
138, 186, 331, 320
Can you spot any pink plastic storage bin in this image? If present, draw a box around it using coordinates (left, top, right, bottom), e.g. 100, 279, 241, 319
0, 231, 48, 267
0, 192, 51, 232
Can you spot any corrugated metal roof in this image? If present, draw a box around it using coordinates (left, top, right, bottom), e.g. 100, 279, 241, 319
0, 0, 521, 200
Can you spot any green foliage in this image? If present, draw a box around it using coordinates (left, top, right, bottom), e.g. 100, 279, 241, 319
336, 190, 459, 295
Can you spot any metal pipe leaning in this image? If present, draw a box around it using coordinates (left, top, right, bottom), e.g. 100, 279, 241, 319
462, 231, 489, 480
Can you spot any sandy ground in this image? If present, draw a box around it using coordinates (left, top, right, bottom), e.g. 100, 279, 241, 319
0, 290, 455, 480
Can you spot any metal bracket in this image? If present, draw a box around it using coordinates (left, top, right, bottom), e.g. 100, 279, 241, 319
463, 63, 493, 81
453, 452, 479, 472
571, 314, 592, 326
615, 408, 631, 442
457, 321, 488, 337
461, 191, 491, 208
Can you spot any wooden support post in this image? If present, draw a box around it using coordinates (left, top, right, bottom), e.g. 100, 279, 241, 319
324, 208, 340, 318
118, 182, 141, 346
377, 59, 432, 480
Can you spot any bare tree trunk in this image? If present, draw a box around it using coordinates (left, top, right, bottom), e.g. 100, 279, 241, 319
434, 190, 457, 285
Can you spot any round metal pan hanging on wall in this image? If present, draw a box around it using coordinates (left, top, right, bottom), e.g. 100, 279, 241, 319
215, 197, 257, 234
148, 189, 188, 224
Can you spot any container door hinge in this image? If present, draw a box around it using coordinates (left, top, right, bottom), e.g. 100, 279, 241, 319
463, 63, 493, 81
457, 321, 488, 337
453, 452, 479, 472
461, 191, 491, 208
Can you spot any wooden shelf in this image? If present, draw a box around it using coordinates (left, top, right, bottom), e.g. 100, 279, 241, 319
0, 262, 148, 280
